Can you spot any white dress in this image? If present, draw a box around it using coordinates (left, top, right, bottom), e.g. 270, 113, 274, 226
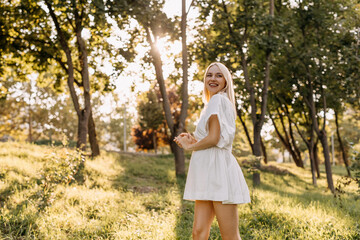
183, 92, 251, 204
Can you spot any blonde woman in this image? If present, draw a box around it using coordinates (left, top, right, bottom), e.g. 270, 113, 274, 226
174, 62, 250, 240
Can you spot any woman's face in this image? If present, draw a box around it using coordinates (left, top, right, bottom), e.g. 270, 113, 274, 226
205, 65, 226, 97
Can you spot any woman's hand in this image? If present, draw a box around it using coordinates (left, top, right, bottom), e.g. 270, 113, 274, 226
174, 133, 197, 150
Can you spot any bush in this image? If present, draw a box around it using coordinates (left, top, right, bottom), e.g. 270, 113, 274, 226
37, 149, 85, 209
335, 149, 360, 201
350, 150, 360, 193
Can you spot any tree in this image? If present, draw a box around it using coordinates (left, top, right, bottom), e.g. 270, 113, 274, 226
108, 0, 189, 175
272, 0, 359, 193
0, 75, 78, 143
2, 0, 132, 156
137, 90, 164, 153
268, 101, 304, 168
194, 0, 276, 185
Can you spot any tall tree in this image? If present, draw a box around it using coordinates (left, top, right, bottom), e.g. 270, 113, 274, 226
2, 0, 131, 156
334, 110, 351, 177
273, 0, 359, 193
194, 0, 276, 185
108, 0, 189, 175
43, 0, 98, 155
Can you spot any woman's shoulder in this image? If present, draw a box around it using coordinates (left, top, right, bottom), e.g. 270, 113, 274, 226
208, 92, 231, 106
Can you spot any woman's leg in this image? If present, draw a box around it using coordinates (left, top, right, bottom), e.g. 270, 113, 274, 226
212, 201, 241, 240
192, 200, 215, 240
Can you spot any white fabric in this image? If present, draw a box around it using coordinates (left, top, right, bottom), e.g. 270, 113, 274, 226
183, 92, 251, 204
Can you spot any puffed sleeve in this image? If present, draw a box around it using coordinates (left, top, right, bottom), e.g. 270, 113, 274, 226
203, 94, 236, 148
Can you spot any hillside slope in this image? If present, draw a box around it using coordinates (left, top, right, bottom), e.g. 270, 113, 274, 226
0, 142, 359, 239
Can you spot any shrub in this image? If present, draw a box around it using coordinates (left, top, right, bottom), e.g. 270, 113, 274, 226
350, 150, 360, 193
335, 149, 360, 202
37, 149, 85, 209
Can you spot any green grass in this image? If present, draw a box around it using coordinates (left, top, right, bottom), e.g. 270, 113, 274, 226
0, 141, 359, 239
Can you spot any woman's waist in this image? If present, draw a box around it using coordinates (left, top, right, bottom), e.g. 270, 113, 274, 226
192, 146, 233, 155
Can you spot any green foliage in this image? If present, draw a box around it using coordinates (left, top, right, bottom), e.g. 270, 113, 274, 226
107, 0, 179, 42
137, 90, 164, 130
350, 150, 360, 192
132, 90, 165, 151
0, 78, 78, 142
335, 147, 360, 203
0, 0, 125, 92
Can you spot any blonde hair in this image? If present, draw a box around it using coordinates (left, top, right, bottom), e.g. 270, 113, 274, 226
202, 62, 236, 114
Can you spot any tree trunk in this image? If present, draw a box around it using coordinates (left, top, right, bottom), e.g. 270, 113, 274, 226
72, 9, 93, 153
223, 0, 273, 186
75, 8, 95, 154
288, 120, 302, 164
252, 126, 262, 186
28, 105, 33, 143
304, 81, 334, 192
260, 137, 267, 164
88, 111, 100, 157
46, 0, 84, 149
309, 124, 317, 186
318, 129, 335, 192
237, 109, 254, 153
153, 130, 157, 154
46, 0, 99, 155
270, 113, 303, 167
282, 102, 303, 165
77, 109, 88, 150
171, 140, 185, 175
27, 81, 33, 143
298, 32, 334, 192
179, 0, 189, 131
313, 141, 321, 178
251, 0, 274, 186
145, 25, 186, 175
309, 145, 317, 186
335, 110, 351, 177
291, 109, 318, 185
253, 127, 262, 156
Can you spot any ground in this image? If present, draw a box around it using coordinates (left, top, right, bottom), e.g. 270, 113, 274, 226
0, 141, 359, 239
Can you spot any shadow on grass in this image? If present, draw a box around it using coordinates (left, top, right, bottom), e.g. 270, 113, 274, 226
257, 178, 360, 223
173, 175, 223, 240
111, 153, 196, 239
0, 198, 39, 238
108, 153, 359, 239
174, 175, 194, 240
111, 153, 176, 192
111, 153, 198, 238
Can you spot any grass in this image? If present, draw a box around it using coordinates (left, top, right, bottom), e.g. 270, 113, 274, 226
0, 141, 359, 239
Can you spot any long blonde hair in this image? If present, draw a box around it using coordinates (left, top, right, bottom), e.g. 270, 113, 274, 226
202, 62, 236, 114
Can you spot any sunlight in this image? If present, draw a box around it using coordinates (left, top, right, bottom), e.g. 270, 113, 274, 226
154, 38, 183, 55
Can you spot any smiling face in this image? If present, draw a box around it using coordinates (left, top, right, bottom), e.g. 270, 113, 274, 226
205, 65, 227, 97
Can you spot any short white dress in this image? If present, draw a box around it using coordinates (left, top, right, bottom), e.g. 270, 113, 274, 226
183, 92, 251, 204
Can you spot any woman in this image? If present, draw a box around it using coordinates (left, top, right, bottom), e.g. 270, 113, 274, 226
174, 62, 250, 240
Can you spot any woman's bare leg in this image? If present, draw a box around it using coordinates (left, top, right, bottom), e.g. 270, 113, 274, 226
192, 200, 215, 240
213, 201, 241, 240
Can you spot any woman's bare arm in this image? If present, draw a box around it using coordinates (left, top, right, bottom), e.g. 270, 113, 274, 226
175, 115, 220, 151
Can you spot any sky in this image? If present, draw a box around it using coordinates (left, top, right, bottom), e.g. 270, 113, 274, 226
163, 0, 195, 17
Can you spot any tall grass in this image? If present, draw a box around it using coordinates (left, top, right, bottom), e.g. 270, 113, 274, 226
0, 141, 359, 239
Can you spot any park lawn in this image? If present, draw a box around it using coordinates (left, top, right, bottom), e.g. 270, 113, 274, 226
0, 141, 359, 239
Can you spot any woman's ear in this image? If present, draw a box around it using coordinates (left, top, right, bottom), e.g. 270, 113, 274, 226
222, 81, 228, 91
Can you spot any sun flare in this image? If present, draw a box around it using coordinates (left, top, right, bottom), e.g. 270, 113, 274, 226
154, 38, 183, 55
